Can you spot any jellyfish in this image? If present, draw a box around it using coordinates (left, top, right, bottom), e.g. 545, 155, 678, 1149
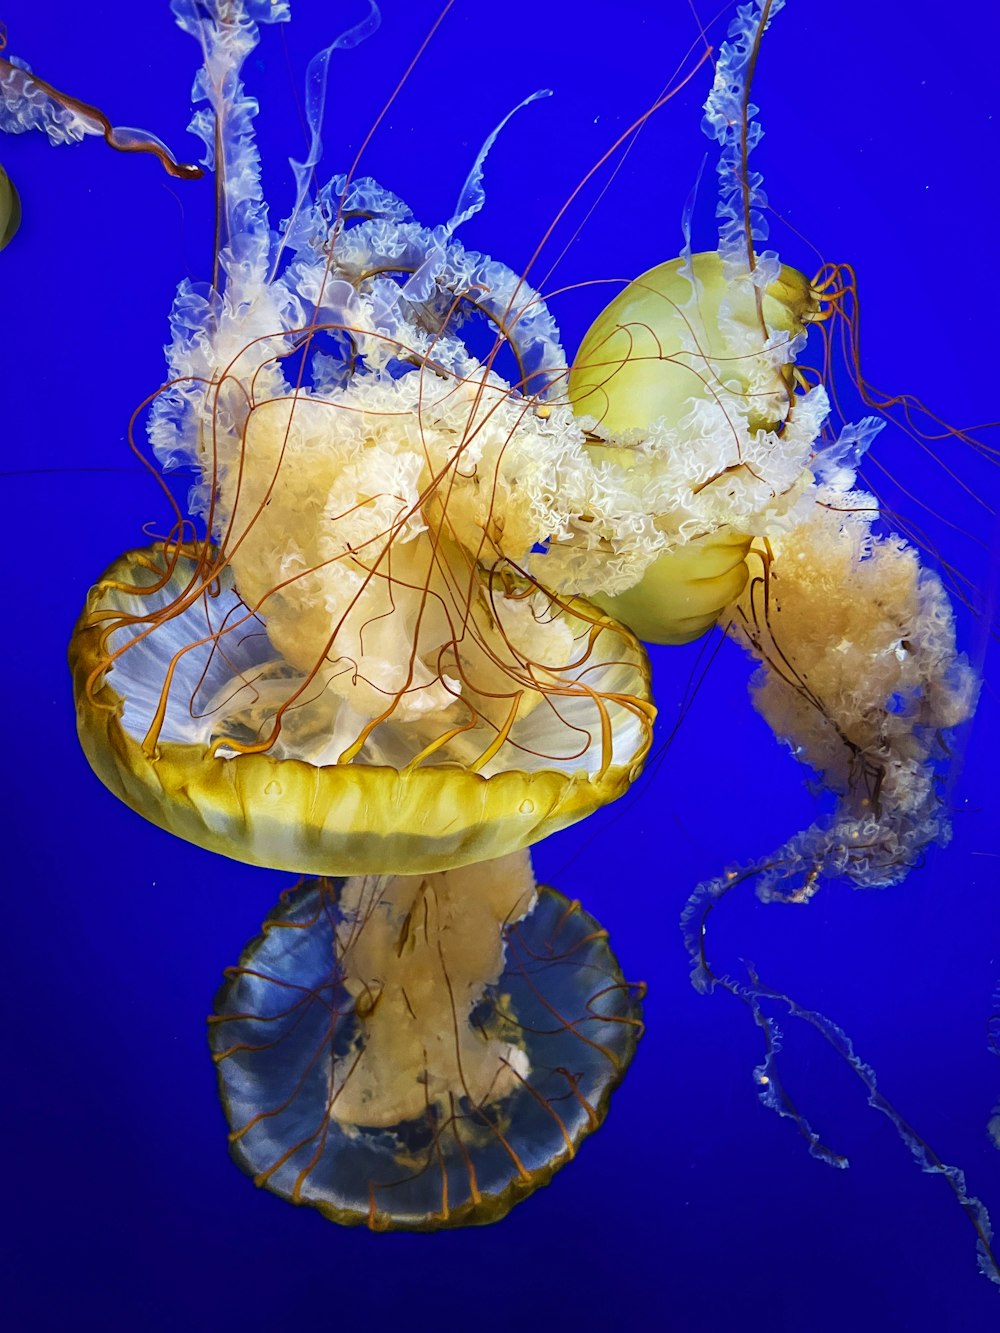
570, 0, 996, 1284
565, 0, 979, 899
4, 0, 993, 1263
57, 0, 659, 1227
210, 854, 643, 1228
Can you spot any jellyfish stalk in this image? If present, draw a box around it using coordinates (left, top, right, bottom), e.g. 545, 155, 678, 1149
320, 852, 539, 1129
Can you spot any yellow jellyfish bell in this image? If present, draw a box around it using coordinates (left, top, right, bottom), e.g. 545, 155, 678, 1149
567, 252, 820, 643
569, 252, 818, 436
69, 543, 653, 877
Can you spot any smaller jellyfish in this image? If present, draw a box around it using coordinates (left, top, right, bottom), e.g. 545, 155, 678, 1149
566, 0, 979, 899
564, 0, 996, 1284
210, 851, 643, 1229
569, 235, 977, 892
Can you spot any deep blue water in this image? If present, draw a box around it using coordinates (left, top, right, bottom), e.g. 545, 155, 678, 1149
3, 1, 999, 1329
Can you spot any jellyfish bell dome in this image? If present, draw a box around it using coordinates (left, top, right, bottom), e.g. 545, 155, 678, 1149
569, 252, 819, 439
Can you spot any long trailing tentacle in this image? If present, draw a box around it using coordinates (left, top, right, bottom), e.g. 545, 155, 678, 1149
0, 21, 202, 179
681, 865, 1000, 1286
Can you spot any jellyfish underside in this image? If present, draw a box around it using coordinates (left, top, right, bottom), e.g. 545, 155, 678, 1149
211, 852, 643, 1229
71, 544, 652, 876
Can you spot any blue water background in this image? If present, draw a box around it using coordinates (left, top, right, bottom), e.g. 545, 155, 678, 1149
3, 1, 999, 1328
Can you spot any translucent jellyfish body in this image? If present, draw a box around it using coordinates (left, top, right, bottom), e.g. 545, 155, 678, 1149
211, 852, 642, 1228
